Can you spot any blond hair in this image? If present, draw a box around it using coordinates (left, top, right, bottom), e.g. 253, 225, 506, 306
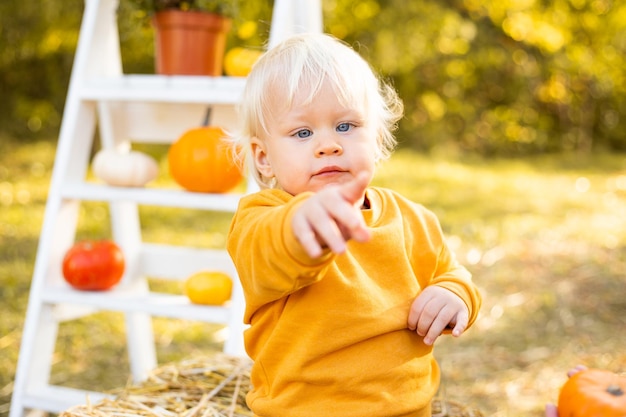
231, 33, 404, 188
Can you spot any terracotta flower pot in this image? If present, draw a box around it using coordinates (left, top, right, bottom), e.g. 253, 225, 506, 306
152, 10, 232, 76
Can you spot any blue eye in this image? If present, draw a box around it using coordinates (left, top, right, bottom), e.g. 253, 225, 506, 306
337, 123, 352, 132
295, 129, 313, 138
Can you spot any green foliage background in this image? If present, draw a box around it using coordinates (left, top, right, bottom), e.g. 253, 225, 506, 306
2, 0, 626, 155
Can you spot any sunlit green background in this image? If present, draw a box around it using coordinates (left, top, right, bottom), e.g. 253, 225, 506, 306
3, 0, 626, 154
1, 1, 626, 416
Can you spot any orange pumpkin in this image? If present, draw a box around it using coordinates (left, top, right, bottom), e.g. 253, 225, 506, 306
168, 126, 243, 193
558, 369, 626, 417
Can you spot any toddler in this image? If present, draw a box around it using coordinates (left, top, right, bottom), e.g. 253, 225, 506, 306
227, 33, 482, 417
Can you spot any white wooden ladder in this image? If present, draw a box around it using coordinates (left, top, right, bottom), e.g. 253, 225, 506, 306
9, 0, 321, 416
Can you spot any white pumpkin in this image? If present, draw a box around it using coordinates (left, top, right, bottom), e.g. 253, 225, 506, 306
92, 149, 159, 187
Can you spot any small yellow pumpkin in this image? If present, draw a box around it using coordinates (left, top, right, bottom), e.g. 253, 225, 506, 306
224, 47, 263, 77
184, 271, 233, 306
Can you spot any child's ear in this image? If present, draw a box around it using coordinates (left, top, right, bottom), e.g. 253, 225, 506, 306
251, 137, 274, 179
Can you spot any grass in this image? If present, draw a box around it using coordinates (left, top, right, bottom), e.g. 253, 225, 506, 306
1, 138, 626, 416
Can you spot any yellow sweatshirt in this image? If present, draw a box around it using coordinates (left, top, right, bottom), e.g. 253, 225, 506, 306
227, 187, 481, 417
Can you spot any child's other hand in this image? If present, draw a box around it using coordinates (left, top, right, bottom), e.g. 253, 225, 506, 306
292, 172, 371, 258
407, 286, 469, 346
544, 404, 559, 417
544, 365, 588, 417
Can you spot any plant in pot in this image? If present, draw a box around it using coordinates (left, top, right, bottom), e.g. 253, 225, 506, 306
125, 0, 237, 76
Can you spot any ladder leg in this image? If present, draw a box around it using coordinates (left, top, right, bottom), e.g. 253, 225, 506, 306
269, 0, 323, 48
295, 0, 323, 35
125, 311, 157, 382
97, 28, 158, 377
109, 200, 157, 381
223, 274, 247, 356
10, 198, 81, 417
9, 304, 60, 417
24, 305, 62, 393
9, 308, 60, 417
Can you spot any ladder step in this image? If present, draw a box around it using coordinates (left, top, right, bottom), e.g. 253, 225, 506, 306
81, 75, 247, 103
61, 183, 242, 211
139, 243, 237, 280
20, 385, 110, 414
42, 284, 233, 323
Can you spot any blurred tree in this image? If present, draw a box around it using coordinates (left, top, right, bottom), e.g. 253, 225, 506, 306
323, 0, 626, 154
1, 0, 625, 155
0, 0, 83, 140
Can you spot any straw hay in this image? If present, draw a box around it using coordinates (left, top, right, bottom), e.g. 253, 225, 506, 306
60, 355, 482, 417
431, 398, 483, 417
61, 355, 253, 417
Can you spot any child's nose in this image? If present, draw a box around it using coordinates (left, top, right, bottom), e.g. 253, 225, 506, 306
315, 136, 343, 156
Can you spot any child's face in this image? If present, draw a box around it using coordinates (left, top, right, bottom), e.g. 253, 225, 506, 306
252, 81, 378, 196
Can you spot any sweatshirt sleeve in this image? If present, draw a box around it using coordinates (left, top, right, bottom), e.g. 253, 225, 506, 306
402, 198, 482, 329
227, 190, 335, 322
423, 210, 482, 329
430, 240, 482, 328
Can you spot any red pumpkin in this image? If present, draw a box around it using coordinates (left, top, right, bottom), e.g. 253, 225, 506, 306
62, 240, 125, 291
168, 126, 243, 193
558, 369, 626, 417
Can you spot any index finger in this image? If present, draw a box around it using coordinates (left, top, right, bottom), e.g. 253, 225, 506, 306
339, 172, 369, 207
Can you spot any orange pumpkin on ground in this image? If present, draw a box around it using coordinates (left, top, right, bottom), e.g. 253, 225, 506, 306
168, 126, 243, 193
558, 368, 626, 417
